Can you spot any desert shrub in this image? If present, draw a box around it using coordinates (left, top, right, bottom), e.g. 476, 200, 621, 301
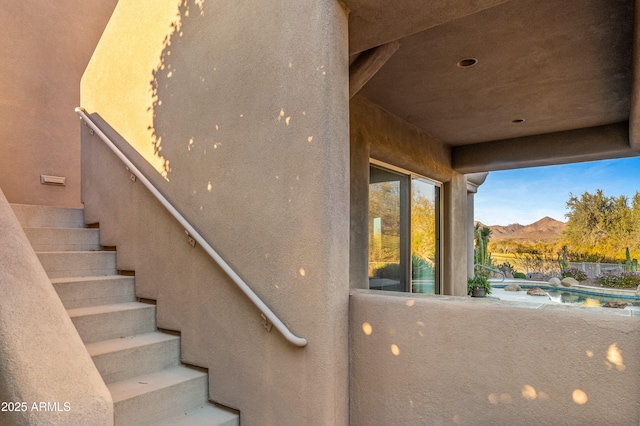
374, 262, 401, 279
598, 272, 640, 289
513, 272, 527, 279
561, 268, 587, 282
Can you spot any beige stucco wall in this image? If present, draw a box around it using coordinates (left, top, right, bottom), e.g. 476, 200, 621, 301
0, 0, 118, 207
80, 0, 349, 424
349, 96, 469, 295
350, 290, 640, 425
0, 188, 113, 425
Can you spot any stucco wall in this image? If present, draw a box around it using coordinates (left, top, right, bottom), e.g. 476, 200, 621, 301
0, 189, 113, 426
0, 0, 117, 207
80, 0, 349, 424
349, 96, 469, 294
350, 290, 640, 425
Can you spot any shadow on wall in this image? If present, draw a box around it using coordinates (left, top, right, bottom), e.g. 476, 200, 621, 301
148, 0, 320, 203
147, 0, 204, 180
140, 0, 332, 290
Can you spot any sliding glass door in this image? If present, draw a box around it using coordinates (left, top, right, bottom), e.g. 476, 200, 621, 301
368, 164, 440, 294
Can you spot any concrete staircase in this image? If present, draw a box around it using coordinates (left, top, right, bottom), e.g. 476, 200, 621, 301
11, 204, 239, 426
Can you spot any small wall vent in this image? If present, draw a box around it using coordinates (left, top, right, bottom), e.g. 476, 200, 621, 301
40, 175, 66, 186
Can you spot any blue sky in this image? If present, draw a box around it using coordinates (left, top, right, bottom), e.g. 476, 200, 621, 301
474, 157, 640, 226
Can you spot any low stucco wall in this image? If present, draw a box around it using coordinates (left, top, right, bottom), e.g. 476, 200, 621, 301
350, 290, 640, 425
0, 189, 113, 425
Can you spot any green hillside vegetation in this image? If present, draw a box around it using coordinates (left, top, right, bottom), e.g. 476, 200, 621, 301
412, 193, 437, 263
488, 190, 640, 266
563, 190, 640, 262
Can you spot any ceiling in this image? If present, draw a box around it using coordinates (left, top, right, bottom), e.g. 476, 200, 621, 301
345, 0, 640, 172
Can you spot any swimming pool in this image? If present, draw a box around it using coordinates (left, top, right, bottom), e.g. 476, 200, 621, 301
491, 280, 640, 308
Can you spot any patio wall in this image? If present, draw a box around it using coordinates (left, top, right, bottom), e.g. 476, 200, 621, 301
350, 290, 640, 425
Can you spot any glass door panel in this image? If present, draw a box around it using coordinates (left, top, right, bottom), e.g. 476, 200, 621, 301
368, 166, 407, 292
411, 178, 439, 294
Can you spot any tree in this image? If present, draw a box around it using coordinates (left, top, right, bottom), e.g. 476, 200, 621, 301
563, 190, 640, 261
632, 192, 640, 247
412, 193, 436, 263
368, 182, 400, 264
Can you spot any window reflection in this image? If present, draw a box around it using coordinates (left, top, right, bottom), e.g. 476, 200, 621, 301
369, 166, 404, 292
368, 164, 440, 294
411, 178, 439, 294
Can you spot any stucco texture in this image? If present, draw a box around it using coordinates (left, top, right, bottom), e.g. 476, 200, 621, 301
350, 290, 640, 425
0, 0, 117, 207
0, 189, 113, 425
80, 0, 349, 424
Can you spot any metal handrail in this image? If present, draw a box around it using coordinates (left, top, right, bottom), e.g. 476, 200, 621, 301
474, 264, 506, 282
75, 107, 307, 347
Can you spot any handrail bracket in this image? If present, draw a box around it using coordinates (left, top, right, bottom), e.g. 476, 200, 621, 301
184, 230, 196, 248
261, 314, 273, 332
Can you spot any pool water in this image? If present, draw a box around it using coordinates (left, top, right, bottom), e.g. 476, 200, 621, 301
491, 282, 640, 308
546, 289, 634, 307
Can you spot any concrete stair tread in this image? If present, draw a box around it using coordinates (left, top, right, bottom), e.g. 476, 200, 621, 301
51, 275, 133, 284
67, 301, 152, 318
24, 226, 98, 235
69, 302, 155, 344
87, 331, 181, 384
36, 250, 107, 254
108, 365, 206, 403
37, 251, 117, 278
10, 203, 85, 228
24, 226, 92, 230
23, 226, 97, 233
24, 227, 100, 251
52, 275, 136, 309
155, 404, 239, 426
86, 331, 179, 357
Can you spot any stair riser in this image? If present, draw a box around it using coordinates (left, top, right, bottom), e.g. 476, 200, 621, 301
156, 405, 240, 426
92, 338, 180, 384
53, 277, 135, 309
114, 375, 208, 426
37, 252, 116, 278
25, 228, 100, 252
71, 306, 156, 344
11, 204, 85, 228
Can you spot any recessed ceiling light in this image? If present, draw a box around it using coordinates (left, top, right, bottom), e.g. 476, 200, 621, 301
511, 119, 525, 123
457, 58, 477, 68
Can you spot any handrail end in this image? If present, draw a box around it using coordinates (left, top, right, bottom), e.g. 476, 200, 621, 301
293, 337, 308, 347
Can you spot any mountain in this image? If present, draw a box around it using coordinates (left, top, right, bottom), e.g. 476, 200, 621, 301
477, 216, 566, 241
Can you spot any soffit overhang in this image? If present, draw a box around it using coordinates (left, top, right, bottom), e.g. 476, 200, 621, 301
345, 0, 640, 172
